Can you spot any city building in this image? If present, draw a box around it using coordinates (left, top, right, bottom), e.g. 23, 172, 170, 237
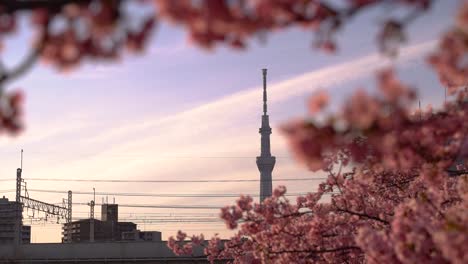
21, 225, 31, 244
116, 221, 138, 239
0, 196, 30, 244
101, 203, 118, 222
256, 69, 276, 202
122, 230, 162, 241
62, 203, 145, 243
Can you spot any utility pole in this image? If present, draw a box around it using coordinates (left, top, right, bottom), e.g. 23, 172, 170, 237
67, 191, 72, 224
14, 150, 23, 245
67, 190, 72, 243
14, 149, 70, 242
89, 188, 95, 242
16, 150, 23, 203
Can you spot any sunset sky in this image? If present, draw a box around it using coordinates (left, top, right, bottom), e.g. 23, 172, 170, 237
0, 1, 458, 242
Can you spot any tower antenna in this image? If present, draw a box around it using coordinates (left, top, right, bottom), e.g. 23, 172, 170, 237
444, 86, 447, 105
419, 100, 422, 121
20, 149, 23, 170
262, 68, 268, 115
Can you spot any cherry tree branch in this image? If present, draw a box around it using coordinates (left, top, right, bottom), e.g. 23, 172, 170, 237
269, 246, 361, 256
1, 0, 93, 12
335, 207, 390, 225
0, 20, 50, 86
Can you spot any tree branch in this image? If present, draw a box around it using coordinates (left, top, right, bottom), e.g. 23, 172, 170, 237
335, 207, 389, 225
269, 246, 361, 256
1, 0, 92, 12
0, 20, 50, 85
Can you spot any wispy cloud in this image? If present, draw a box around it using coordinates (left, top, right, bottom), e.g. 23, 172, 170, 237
11, 39, 434, 194
51, 42, 189, 81
149, 42, 189, 56
2, 40, 436, 189
6, 40, 435, 174
81, 40, 436, 147
0, 40, 435, 242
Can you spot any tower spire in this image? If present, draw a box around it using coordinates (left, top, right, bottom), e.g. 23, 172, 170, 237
263, 68, 268, 115
256, 68, 276, 202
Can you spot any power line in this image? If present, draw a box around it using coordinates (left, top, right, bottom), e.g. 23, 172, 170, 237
70, 217, 223, 223
20, 189, 314, 198
2, 189, 332, 198
73, 203, 222, 209
17, 177, 325, 183
72, 211, 219, 216
119, 220, 224, 224
27, 222, 228, 227
0, 153, 292, 159
69, 201, 320, 210
1, 189, 334, 202
70, 212, 219, 218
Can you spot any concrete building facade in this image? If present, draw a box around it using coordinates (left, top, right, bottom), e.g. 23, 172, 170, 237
21, 225, 30, 244
101, 203, 118, 222
0, 196, 30, 244
122, 230, 162, 241
62, 203, 145, 243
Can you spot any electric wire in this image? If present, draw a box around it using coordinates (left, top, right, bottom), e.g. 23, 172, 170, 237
72, 211, 219, 216
0, 177, 326, 183
69, 217, 223, 223
19, 188, 314, 198
73, 202, 222, 209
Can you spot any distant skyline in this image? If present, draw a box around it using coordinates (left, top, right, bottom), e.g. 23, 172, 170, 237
0, 1, 459, 242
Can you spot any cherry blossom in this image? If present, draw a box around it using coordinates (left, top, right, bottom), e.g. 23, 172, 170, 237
0, 0, 441, 134
168, 2, 467, 263
0, 90, 23, 135
0, 1, 466, 262
308, 90, 329, 114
